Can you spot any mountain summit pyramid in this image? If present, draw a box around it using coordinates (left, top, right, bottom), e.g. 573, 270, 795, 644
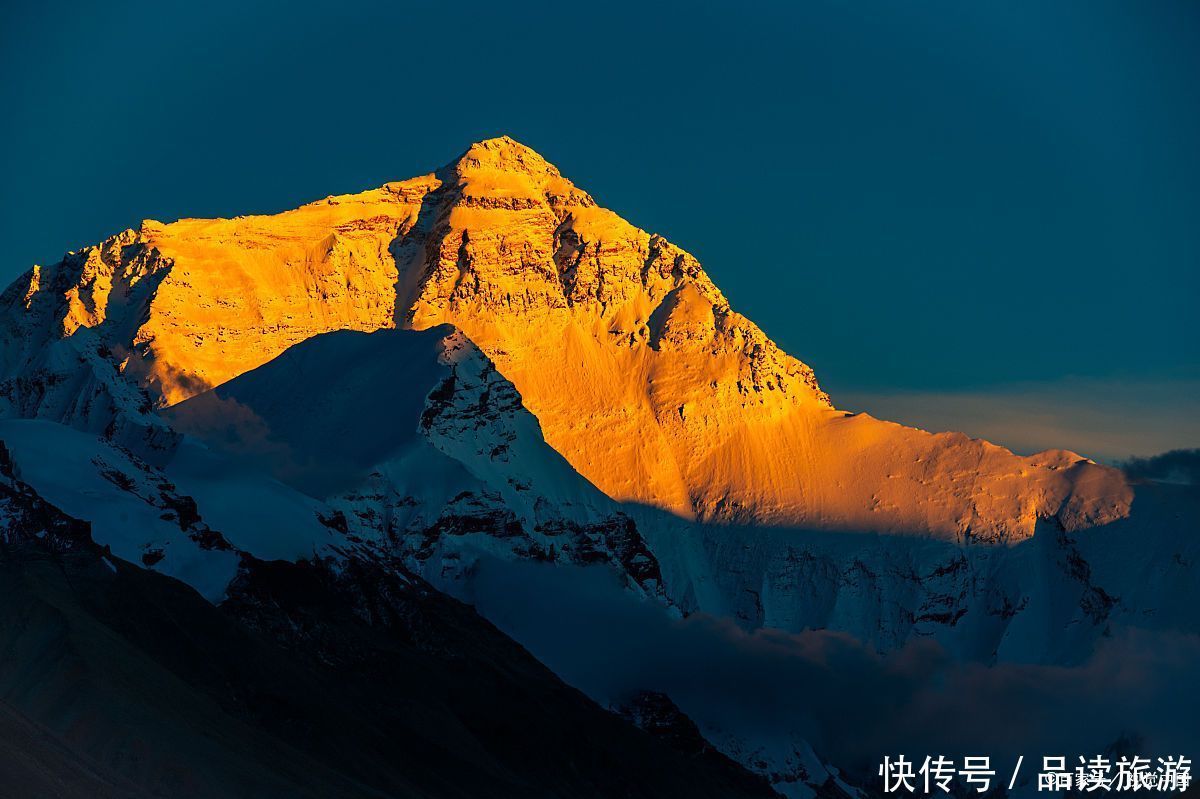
1, 136, 1130, 540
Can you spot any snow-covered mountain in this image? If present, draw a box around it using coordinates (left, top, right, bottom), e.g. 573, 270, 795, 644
0, 136, 1194, 797
166, 325, 668, 600
1, 136, 1130, 540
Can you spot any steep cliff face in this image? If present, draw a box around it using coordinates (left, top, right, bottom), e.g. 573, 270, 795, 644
1, 136, 1130, 540
390, 138, 1129, 539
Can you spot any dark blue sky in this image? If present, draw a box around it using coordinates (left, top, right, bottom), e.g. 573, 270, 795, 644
3, 1, 1196, 456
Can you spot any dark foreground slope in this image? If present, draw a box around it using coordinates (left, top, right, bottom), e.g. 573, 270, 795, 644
0, 446, 774, 799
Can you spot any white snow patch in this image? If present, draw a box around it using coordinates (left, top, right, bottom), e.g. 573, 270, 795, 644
0, 420, 238, 601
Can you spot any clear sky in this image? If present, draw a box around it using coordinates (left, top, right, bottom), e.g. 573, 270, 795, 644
3, 0, 1197, 459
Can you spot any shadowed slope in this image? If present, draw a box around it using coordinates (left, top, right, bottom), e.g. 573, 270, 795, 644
166, 326, 671, 601
166, 326, 452, 496
0, 442, 776, 799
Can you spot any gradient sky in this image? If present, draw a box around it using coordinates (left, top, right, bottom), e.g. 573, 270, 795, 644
3, 1, 1197, 459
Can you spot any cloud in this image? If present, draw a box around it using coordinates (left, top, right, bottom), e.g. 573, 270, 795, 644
458, 558, 1200, 778
833, 377, 1200, 463
1120, 449, 1200, 486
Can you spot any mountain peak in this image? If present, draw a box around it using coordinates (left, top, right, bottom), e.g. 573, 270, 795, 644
451, 135, 563, 181
468, 134, 538, 153
1, 139, 1131, 538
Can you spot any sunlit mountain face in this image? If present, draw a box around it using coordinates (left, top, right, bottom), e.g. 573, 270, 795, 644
2, 137, 1131, 537
0, 138, 1196, 798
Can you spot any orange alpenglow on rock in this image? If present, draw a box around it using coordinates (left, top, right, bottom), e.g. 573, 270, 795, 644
1, 136, 1131, 541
